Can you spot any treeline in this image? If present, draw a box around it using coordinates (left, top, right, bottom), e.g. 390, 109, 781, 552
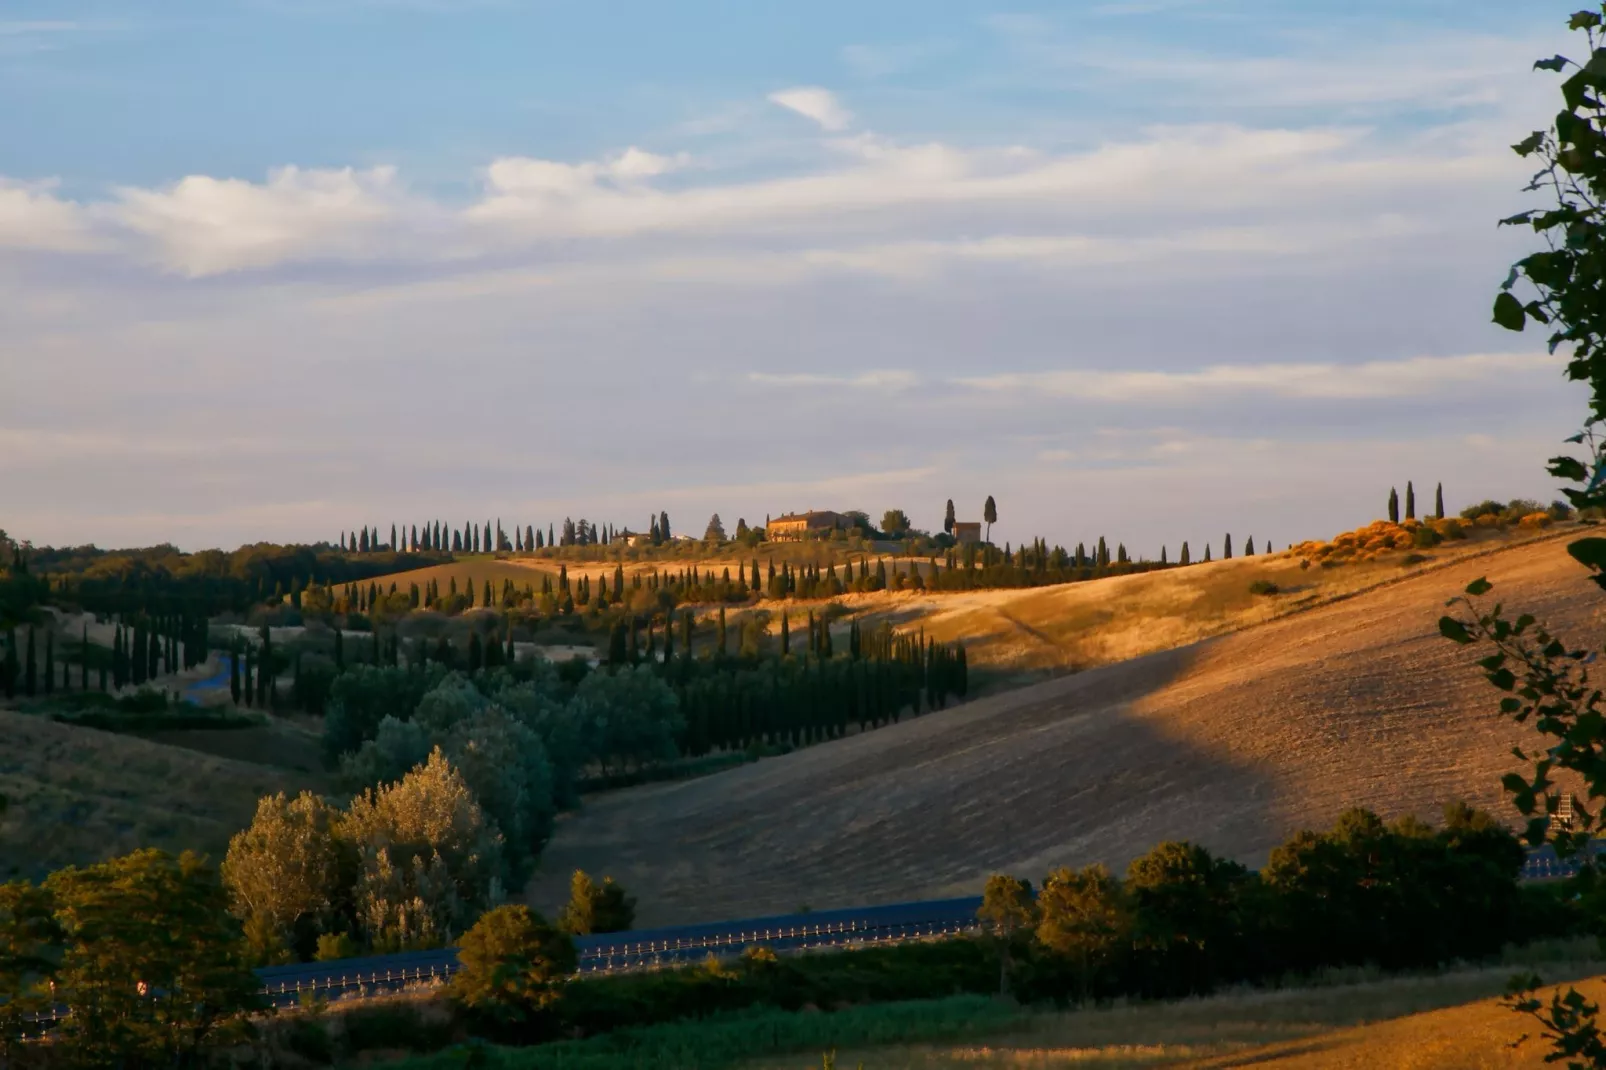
338, 513, 668, 555
28, 542, 451, 618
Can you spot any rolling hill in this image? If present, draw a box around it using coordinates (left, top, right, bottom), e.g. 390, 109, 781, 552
524, 532, 1604, 927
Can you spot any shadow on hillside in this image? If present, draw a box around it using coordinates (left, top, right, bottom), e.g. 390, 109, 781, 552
526, 638, 1290, 927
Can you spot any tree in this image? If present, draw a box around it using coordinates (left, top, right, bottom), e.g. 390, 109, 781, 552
1387, 487, 1400, 524
983, 496, 998, 542
558, 869, 637, 935
23, 626, 34, 697
1435, 482, 1446, 520
977, 874, 1035, 994
450, 904, 576, 1025
703, 514, 727, 543
881, 509, 910, 538
1223, 534, 1233, 560
1406, 481, 1417, 520
1180, 541, 1190, 566
567, 667, 682, 776
2, 629, 16, 700
0, 878, 61, 1057
222, 791, 354, 964
660, 511, 671, 541
1036, 863, 1128, 1005
944, 499, 956, 535
342, 748, 504, 951
45, 849, 262, 1066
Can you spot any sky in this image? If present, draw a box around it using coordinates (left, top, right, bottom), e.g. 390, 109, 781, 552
0, 0, 1590, 555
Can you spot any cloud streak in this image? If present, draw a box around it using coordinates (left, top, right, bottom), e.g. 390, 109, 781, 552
767, 86, 854, 130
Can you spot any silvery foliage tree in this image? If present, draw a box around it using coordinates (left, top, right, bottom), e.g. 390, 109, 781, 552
343, 747, 505, 951
343, 673, 556, 886
221, 791, 353, 963
1442, 9, 1606, 1063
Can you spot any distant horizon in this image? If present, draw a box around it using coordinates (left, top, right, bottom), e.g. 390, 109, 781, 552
1, 1, 1583, 553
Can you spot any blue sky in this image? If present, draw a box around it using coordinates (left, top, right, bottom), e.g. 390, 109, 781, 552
0, 1, 1589, 552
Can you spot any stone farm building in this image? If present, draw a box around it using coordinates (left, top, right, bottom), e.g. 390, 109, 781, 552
951, 521, 982, 545
768, 510, 847, 541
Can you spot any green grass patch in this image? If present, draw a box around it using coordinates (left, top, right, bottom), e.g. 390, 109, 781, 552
399, 994, 1025, 1070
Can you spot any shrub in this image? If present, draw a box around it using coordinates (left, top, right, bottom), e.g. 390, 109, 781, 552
340, 1000, 456, 1054
1519, 511, 1554, 529
1248, 580, 1279, 596
451, 905, 576, 1026
558, 871, 636, 935
1412, 525, 1443, 548
315, 931, 358, 961
1401, 553, 1429, 566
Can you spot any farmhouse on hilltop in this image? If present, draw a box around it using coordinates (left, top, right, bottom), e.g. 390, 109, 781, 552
951, 521, 982, 545
768, 510, 846, 541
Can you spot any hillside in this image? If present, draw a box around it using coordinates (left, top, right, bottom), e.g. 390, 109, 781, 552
0, 711, 328, 880
525, 533, 1602, 926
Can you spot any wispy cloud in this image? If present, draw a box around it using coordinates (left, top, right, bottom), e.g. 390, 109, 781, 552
747, 370, 920, 391
767, 86, 854, 131
956, 353, 1569, 403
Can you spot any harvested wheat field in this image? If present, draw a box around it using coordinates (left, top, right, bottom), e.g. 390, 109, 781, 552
525, 533, 1606, 926
0, 710, 327, 880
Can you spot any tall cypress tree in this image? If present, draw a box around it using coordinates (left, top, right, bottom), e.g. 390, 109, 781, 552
3, 629, 16, 699
944, 499, 956, 534
1387, 487, 1400, 524
23, 626, 36, 697
230, 642, 241, 704
1180, 542, 1191, 565
1405, 481, 1416, 521
80, 625, 89, 691
1435, 482, 1445, 520
781, 611, 790, 656
1223, 533, 1233, 559
43, 630, 54, 695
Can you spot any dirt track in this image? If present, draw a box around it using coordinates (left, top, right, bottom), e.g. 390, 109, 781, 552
524, 536, 1606, 926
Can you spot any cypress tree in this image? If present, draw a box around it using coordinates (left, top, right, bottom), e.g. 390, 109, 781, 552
1245, 536, 1255, 555
1180, 541, 1191, 565
682, 610, 693, 658
23, 627, 36, 697
242, 646, 254, 707
230, 642, 241, 704
1223, 533, 1233, 559
662, 614, 673, 661
391, 523, 398, 551
2, 630, 15, 700
781, 611, 791, 656
43, 630, 54, 695
1405, 481, 1416, 521
1387, 487, 1400, 524
1204, 544, 1212, 562
717, 606, 728, 655
1160, 545, 1168, 564
1435, 482, 1445, 520
80, 624, 89, 691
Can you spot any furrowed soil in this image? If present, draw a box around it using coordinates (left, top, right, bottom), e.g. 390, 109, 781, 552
524, 532, 1606, 926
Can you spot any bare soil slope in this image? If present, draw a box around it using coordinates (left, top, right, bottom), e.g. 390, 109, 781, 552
526, 536, 1604, 926
0, 711, 326, 880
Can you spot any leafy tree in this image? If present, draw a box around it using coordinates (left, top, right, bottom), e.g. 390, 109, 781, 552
881, 509, 910, 538
44, 849, 261, 1066
977, 874, 1035, 994
450, 904, 576, 1025
704, 514, 727, 542
343, 748, 505, 951
983, 496, 998, 542
222, 791, 355, 964
0, 879, 60, 1058
557, 869, 637, 935
568, 667, 682, 776
1124, 841, 1251, 996
944, 499, 956, 535
1035, 863, 1127, 1005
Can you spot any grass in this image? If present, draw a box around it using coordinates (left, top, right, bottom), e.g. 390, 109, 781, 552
393, 995, 1028, 1070
0, 707, 329, 880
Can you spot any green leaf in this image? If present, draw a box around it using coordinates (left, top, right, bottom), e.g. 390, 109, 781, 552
1535, 55, 1570, 72
1492, 291, 1527, 331
1569, 12, 1602, 30
1511, 132, 1546, 156
1439, 617, 1475, 644
1550, 456, 1590, 481
1489, 668, 1518, 691
1465, 577, 1494, 597
1567, 538, 1606, 570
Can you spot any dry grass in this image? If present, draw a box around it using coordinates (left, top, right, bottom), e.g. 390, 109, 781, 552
741, 958, 1606, 1069
523, 531, 1606, 926
0, 709, 329, 880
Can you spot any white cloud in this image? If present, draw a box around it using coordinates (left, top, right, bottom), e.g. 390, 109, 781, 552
107, 165, 405, 275
767, 86, 854, 131
0, 179, 98, 252
747, 370, 920, 390
956, 353, 1570, 403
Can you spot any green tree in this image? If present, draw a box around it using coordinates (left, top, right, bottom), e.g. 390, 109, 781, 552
944, 499, 956, 535
881, 509, 910, 538
451, 904, 576, 1025
2, 629, 16, 700
0, 879, 61, 1059
1222, 534, 1232, 560
45, 849, 261, 1066
704, 514, 727, 542
1436, 482, 1446, 519
1406, 480, 1417, 520
23, 626, 34, 697
977, 874, 1036, 994
1388, 487, 1400, 524
42, 629, 52, 696
558, 870, 636, 935
1036, 863, 1128, 1004
983, 496, 998, 542
221, 791, 355, 964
